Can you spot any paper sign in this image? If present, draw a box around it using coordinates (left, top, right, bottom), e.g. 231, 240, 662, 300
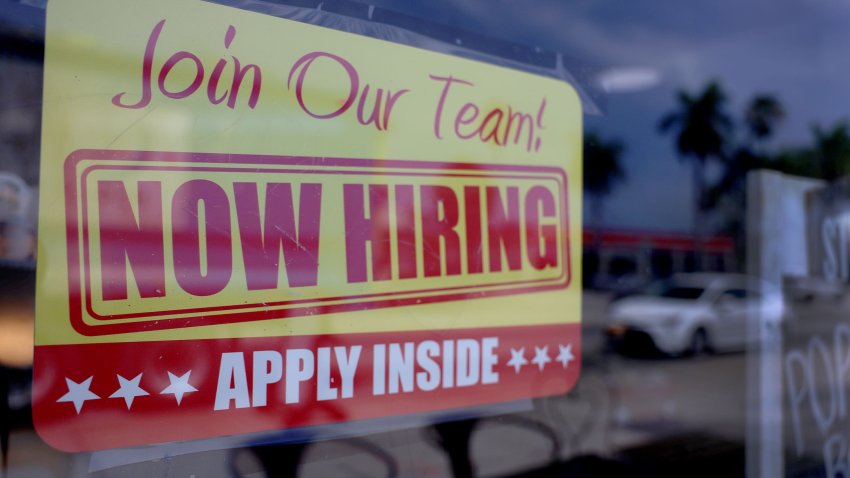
34, 0, 582, 451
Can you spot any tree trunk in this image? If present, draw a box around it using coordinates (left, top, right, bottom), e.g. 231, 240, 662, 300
692, 158, 708, 271
591, 196, 606, 286
591, 195, 605, 232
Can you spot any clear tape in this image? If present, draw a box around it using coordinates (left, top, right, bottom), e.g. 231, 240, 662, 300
0, 0, 606, 113
208, 0, 605, 115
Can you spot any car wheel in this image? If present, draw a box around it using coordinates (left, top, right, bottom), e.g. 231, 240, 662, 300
690, 328, 711, 356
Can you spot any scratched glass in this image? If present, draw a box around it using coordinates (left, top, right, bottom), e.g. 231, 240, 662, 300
2, 0, 850, 477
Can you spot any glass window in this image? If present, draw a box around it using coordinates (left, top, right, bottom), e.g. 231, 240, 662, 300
2, 0, 850, 477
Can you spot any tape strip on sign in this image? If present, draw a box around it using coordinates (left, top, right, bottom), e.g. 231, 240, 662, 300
34, 0, 583, 451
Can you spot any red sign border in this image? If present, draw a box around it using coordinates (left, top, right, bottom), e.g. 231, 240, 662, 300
64, 149, 572, 336
34, 322, 581, 452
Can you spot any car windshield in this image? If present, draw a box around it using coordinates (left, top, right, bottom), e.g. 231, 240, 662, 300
644, 281, 707, 300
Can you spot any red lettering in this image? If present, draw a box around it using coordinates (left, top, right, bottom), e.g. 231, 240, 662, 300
429, 74, 473, 139
382, 89, 409, 130
504, 108, 535, 151
206, 26, 235, 105
454, 103, 479, 140
172, 180, 233, 296
357, 84, 384, 130
288, 51, 359, 120
421, 186, 461, 277
98, 181, 165, 301
112, 19, 166, 109
228, 57, 262, 109
234, 182, 322, 290
479, 108, 504, 145
289, 52, 407, 130
210, 25, 262, 109
207, 58, 230, 105
464, 186, 483, 274
395, 185, 418, 279
343, 184, 391, 283
525, 186, 558, 269
95, 173, 562, 303
158, 51, 204, 100
113, 21, 262, 110
428, 76, 545, 152
487, 186, 522, 272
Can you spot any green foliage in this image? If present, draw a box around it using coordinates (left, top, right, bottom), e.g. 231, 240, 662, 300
658, 81, 732, 165
674, 86, 850, 266
658, 80, 733, 246
583, 131, 626, 226
763, 122, 850, 180
746, 95, 785, 142
584, 131, 625, 198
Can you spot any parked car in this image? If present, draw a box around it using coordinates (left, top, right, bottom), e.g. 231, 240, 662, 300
605, 273, 787, 355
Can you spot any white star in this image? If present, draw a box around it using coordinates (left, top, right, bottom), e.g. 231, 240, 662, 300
109, 373, 149, 409
507, 347, 528, 374
532, 346, 551, 371
161, 371, 198, 405
57, 377, 100, 414
556, 344, 575, 369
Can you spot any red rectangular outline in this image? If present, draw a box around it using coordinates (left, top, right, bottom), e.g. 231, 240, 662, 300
64, 149, 572, 335
80, 165, 564, 320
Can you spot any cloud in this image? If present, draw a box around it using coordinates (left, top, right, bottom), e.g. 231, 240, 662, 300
366, 0, 850, 231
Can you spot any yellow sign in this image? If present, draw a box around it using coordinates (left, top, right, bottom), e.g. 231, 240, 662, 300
38, 0, 582, 344
35, 0, 582, 451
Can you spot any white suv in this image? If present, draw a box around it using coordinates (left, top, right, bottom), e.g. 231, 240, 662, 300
606, 273, 786, 355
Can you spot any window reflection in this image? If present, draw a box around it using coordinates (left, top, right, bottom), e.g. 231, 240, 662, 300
4, 0, 850, 476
